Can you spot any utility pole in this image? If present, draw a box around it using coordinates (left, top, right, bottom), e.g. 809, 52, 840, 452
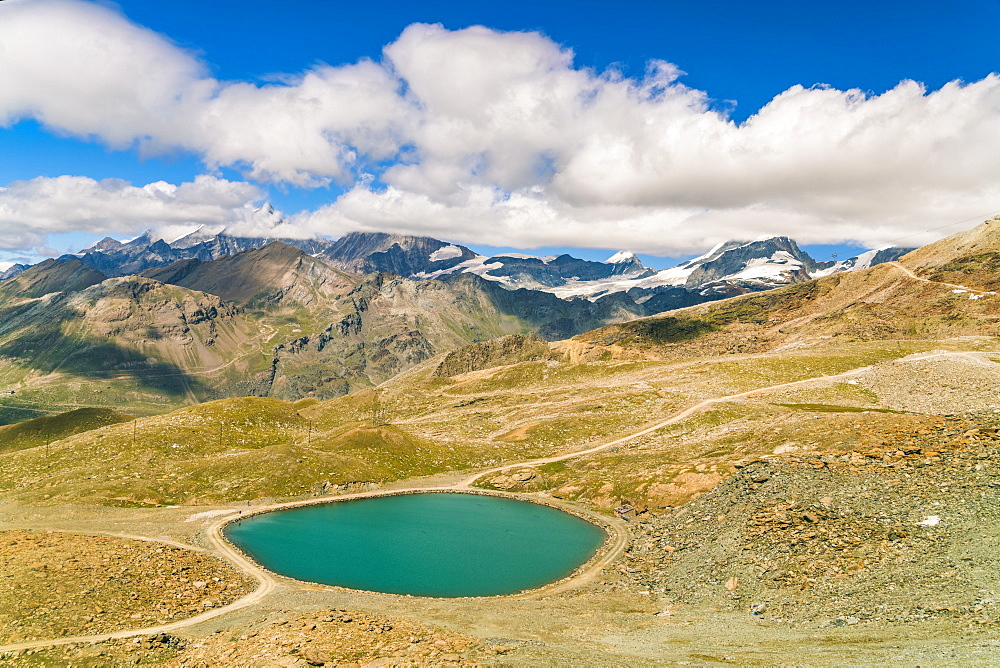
307, 419, 312, 446
132, 419, 137, 448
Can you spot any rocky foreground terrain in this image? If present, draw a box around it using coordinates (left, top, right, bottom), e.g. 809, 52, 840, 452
0, 530, 252, 645
626, 411, 1000, 626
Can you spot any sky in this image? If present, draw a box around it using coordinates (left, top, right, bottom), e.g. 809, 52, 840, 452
1, 0, 1000, 269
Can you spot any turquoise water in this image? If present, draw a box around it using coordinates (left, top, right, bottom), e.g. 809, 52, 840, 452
224, 492, 606, 597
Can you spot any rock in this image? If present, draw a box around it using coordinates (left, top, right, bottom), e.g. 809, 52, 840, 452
274, 657, 306, 667
750, 602, 767, 615
300, 647, 330, 665
362, 658, 409, 667
724, 577, 739, 591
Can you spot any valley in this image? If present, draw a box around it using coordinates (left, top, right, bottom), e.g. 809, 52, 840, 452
1, 222, 1000, 665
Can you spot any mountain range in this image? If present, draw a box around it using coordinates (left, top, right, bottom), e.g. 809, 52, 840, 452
22, 221, 911, 305
0, 223, 913, 422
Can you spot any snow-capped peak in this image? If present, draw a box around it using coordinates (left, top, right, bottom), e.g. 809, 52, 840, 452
170, 224, 226, 248
606, 250, 638, 264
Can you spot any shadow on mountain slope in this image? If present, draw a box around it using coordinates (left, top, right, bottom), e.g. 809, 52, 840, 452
0, 311, 206, 398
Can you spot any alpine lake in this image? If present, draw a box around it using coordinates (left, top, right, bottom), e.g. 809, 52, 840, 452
224, 492, 607, 597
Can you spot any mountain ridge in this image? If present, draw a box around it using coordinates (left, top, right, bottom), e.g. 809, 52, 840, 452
16, 222, 912, 311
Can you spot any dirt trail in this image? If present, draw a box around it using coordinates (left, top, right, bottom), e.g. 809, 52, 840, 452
457, 353, 975, 488
889, 260, 997, 294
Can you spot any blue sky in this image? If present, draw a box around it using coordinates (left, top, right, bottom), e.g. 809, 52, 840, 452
1, 0, 1000, 268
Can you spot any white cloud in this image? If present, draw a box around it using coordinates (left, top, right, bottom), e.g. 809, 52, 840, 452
0, 0, 409, 186
2, 1, 1000, 254
0, 175, 262, 250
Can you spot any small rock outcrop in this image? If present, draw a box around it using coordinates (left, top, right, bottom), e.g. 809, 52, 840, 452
433, 334, 552, 377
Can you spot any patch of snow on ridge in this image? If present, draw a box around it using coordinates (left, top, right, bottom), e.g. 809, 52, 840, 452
550, 265, 696, 300
727, 252, 803, 282
413, 255, 486, 279
645, 265, 697, 286
429, 245, 464, 262
492, 252, 559, 263
606, 250, 637, 263
850, 249, 881, 270
551, 276, 640, 299
413, 256, 514, 286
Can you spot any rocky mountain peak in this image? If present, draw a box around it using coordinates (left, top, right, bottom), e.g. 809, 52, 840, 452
682, 236, 815, 288
82, 236, 125, 253
320, 232, 478, 276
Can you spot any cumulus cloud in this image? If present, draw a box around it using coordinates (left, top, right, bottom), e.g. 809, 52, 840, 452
2, 0, 1000, 254
0, 0, 409, 186
0, 175, 261, 250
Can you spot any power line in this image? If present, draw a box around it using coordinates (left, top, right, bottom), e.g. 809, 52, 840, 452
882, 209, 1000, 247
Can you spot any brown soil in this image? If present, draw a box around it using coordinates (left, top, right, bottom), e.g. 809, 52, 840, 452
0, 530, 253, 644
163, 609, 480, 667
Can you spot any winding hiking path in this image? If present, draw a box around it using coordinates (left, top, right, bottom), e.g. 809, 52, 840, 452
0, 349, 986, 654
888, 261, 996, 295
457, 359, 882, 487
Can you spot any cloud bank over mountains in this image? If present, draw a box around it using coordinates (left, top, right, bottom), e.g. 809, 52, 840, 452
2, 0, 1000, 256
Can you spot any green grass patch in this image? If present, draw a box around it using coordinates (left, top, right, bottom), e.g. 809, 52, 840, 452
0, 407, 134, 453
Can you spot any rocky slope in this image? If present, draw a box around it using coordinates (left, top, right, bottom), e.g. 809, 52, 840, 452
0, 258, 106, 301
623, 411, 1000, 627
140, 242, 358, 308
0, 274, 260, 422
432, 334, 553, 377
263, 271, 630, 400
